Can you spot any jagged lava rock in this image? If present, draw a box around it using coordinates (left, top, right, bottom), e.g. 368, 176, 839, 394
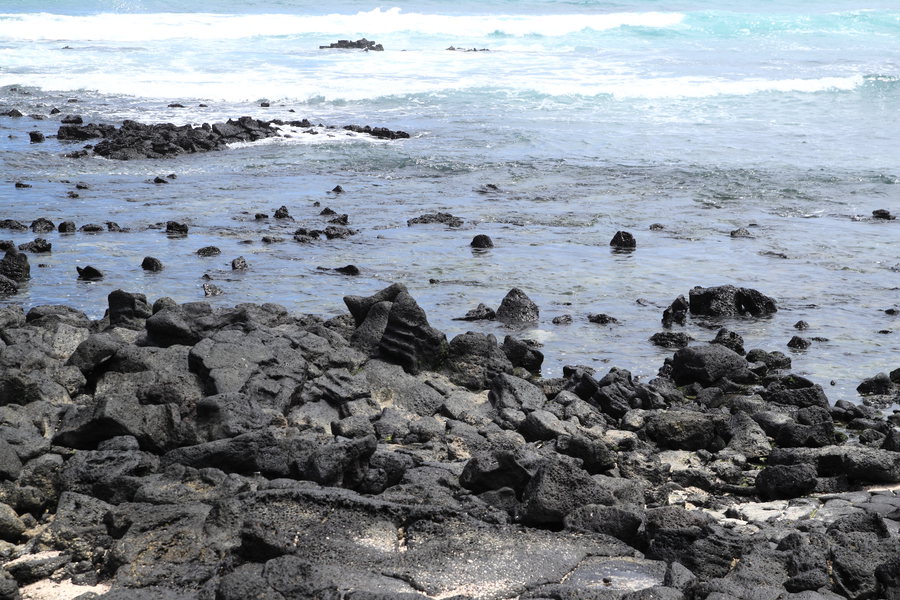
495, 288, 539, 325
688, 284, 777, 317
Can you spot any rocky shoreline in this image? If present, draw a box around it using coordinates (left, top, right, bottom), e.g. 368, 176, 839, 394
0, 282, 896, 600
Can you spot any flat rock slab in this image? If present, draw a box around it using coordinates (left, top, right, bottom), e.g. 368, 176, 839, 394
236, 486, 625, 600
392, 518, 594, 599
564, 556, 667, 591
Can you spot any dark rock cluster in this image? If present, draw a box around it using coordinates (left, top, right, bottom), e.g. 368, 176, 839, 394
56, 116, 410, 160
0, 285, 895, 600
319, 38, 384, 51
57, 117, 278, 160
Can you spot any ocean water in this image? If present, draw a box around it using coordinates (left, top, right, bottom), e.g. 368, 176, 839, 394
1, 1, 898, 410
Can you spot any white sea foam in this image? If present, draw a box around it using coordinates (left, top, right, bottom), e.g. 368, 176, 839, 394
0, 8, 685, 42
3, 65, 866, 105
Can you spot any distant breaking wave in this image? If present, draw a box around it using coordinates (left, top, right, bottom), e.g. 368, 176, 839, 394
0, 74, 876, 105
0, 8, 685, 41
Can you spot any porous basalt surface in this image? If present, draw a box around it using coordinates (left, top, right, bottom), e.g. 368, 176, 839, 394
0, 285, 896, 600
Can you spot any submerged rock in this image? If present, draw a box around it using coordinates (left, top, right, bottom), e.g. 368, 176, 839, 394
407, 212, 463, 228
76, 265, 103, 280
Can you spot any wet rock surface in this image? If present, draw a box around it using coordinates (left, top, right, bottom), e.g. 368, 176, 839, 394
56, 115, 410, 160
0, 284, 895, 600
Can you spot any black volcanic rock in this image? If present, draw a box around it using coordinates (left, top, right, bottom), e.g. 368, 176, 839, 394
17, 238, 51, 253
231, 256, 249, 271
320, 38, 384, 51
166, 221, 188, 235
496, 288, 539, 325
76, 265, 103, 280
30, 218, 54, 233
471, 234, 494, 248
0, 286, 894, 600
377, 292, 447, 375
0, 274, 18, 296
689, 285, 777, 317
0, 249, 30, 282
756, 463, 817, 500
344, 124, 410, 139
454, 303, 496, 321
650, 331, 693, 348
196, 246, 221, 257
407, 212, 463, 227
141, 256, 163, 272
445, 332, 514, 390
670, 344, 752, 387
108, 289, 152, 329
662, 295, 689, 327
609, 230, 636, 249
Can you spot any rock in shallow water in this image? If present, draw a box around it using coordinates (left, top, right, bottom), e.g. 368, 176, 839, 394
689, 284, 777, 317
75, 265, 103, 280
141, 256, 163, 271
496, 288, 539, 325
471, 234, 494, 248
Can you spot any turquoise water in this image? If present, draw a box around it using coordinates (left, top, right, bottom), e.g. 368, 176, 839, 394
0, 2, 898, 409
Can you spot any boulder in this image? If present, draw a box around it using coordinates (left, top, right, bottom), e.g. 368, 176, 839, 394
453, 303, 496, 321
650, 332, 693, 348
17, 238, 51, 253
344, 282, 407, 326
643, 411, 727, 451
407, 212, 462, 227
761, 376, 830, 409
564, 504, 645, 547
489, 373, 545, 413
502, 335, 543, 372
710, 328, 745, 355
471, 234, 494, 248
756, 463, 818, 499
141, 256, 163, 271
196, 246, 221, 257
107, 290, 152, 329
376, 292, 447, 375
0, 275, 17, 296
662, 295, 689, 327
521, 458, 616, 525
670, 345, 752, 387
610, 231, 636, 249
0, 249, 29, 282
496, 288, 539, 325
76, 265, 103, 280
30, 218, 54, 233
876, 558, 900, 600
857, 372, 892, 395
445, 332, 513, 390
555, 434, 616, 474
688, 285, 777, 317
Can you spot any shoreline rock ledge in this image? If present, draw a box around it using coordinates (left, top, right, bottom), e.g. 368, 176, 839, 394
0, 284, 896, 600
